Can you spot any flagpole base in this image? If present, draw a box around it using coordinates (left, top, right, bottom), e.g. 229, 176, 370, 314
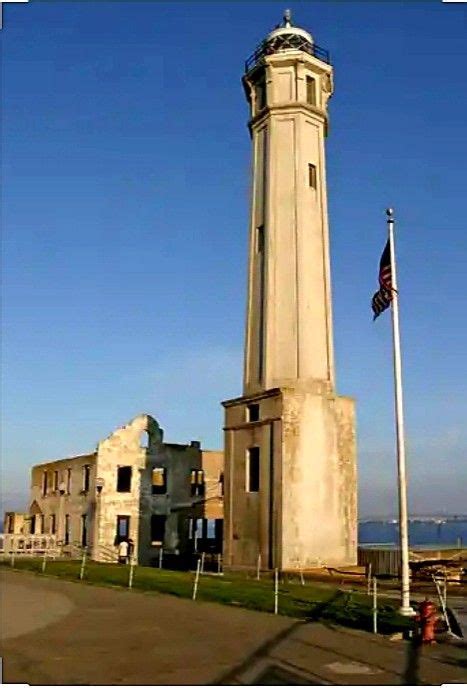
399, 605, 416, 617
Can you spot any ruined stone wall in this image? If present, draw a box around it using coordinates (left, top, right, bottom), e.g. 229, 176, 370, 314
29, 454, 96, 544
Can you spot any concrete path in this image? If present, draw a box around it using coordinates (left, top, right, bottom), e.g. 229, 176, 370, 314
1, 569, 466, 685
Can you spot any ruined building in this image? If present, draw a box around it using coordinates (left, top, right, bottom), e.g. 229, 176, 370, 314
5, 415, 223, 564
222, 12, 358, 571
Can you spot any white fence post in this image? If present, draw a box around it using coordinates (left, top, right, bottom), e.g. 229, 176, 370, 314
41, 551, 47, 573
299, 564, 305, 586
274, 569, 279, 615
79, 549, 87, 580
192, 559, 201, 601
158, 548, 163, 569
128, 557, 135, 589
367, 563, 372, 595
217, 553, 222, 575
200, 551, 205, 574
256, 553, 261, 581
372, 577, 378, 634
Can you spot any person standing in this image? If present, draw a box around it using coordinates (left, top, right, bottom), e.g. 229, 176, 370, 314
118, 539, 129, 564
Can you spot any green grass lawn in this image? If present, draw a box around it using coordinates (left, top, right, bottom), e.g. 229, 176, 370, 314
1, 557, 414, 635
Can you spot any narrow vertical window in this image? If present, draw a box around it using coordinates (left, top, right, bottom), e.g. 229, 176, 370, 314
42, 471, 48, 497
308, 163, 317, 189
306, 75, 316, 105
50, 514, 56, 535
81, 514, 87, 547
66, 468, 72, 494
64, 514, 70, 544
40, 514, 45, 534
256, 225, 264, 253
82, 465, 90, 492
53, 470, 59, 491
247, 447, 260, 493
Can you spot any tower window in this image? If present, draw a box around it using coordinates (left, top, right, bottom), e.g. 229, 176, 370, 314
117, 466, 132, 492
247, 403, 260, 422
306, 76, 316, 105
152, 467, 167, 494
42, 471, 48, 497
308, 163, 317, 189
247, 447, 260, 493
191, 469, 205, 497
256, 225, 264, 253
50, 514, 56, 535
53, 470, 59, 491
66, 468, 72, 494
256, 80, 266, 111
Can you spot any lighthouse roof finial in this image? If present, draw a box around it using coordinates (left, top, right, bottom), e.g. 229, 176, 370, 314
283, 9, 292, 27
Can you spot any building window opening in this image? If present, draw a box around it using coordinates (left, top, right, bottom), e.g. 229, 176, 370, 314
247, 447, 260, 493
50, 514, 56, 535
7, 515, 14, 534
115, 515, 130, 544
64, 514, 70, 545
206, 519, 216, 539
30, 515, 36, 535
150, 515, 166, 545
53, 470, 59, 492
247, 403, 260, 422
66, 468, 72, 494
82, 465, 90, 493
219, 471, 224, 497
151, 467, 167, 494
42, 471, 48, 497
117, 466, 132, 493
306, 75, 316, 105
81, 514, 87, 547
190, 469, 205, 497
308, 163, 317, 189
140, 430, 150, 449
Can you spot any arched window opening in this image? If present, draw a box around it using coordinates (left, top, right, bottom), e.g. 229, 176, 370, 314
140, 430, 150, 449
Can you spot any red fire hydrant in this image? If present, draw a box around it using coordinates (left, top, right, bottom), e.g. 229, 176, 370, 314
416, 598, 437, 644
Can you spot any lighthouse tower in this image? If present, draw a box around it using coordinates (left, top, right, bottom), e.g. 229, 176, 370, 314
222, 11, 357, 570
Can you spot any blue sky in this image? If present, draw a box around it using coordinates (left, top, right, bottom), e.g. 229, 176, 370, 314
2, 1, 466, 517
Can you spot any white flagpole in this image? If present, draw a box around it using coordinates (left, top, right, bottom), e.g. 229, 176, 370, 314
386, 207, 414, 617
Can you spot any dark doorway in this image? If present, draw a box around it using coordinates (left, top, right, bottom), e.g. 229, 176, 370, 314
150, 515, 166, 545
116, 515, 130, 544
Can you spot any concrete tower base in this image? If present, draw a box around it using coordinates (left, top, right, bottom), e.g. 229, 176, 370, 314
222, 385, 357, 571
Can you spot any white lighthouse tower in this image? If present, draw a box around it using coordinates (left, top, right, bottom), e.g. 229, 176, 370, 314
222, 11, 357, 570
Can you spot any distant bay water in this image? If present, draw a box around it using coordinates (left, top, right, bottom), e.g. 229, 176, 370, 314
359, 520, 466, 547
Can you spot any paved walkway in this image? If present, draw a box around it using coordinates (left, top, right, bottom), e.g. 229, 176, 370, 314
1, 569, 465, 685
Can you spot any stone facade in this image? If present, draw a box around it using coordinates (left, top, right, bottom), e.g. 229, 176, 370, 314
222, 16, 358, 571
14, 415, 223, 564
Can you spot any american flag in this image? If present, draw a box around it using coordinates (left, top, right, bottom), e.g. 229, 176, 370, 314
372, 240, 393, 320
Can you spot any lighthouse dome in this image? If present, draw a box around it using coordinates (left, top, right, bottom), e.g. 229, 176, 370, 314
265, 9, 314, 47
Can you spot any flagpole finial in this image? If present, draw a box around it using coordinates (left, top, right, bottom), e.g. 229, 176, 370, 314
386, 207, 394, 219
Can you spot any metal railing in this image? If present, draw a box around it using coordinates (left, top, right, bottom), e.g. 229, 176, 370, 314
245, 35, 330, 73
